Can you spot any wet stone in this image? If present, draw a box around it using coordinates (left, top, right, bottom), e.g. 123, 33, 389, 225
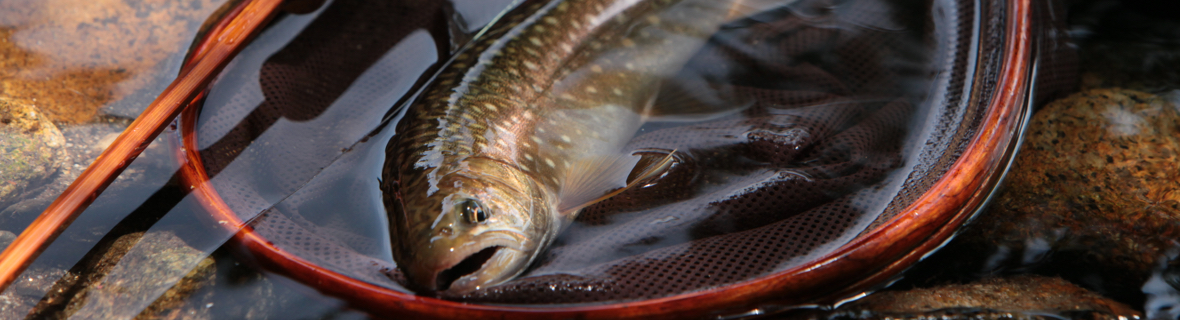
0, 266, 70, 319
950, 88, 1180, 302
0, 97, 68, 210
806, 276, 1140, 320
0, 0, 230, 123
29, 231, 216, 319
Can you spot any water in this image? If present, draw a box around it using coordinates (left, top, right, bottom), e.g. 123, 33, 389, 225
0, 0, 1173, 318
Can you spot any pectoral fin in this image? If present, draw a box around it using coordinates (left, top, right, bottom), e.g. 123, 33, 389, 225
558, 151, 678, 218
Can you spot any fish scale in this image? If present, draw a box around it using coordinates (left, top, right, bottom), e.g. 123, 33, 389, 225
384, 0, 769, 294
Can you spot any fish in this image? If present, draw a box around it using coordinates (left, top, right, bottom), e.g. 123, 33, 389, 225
381, 0, 784, 295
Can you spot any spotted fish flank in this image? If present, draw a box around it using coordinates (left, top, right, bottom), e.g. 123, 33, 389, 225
382, 0, 778, 295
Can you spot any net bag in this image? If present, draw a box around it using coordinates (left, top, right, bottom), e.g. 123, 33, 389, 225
175, 0, 1075, 318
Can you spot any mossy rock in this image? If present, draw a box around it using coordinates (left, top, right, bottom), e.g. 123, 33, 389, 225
0, 97, 69, 209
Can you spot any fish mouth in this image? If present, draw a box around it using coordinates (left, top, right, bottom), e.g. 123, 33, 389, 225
435, 246, 502, 292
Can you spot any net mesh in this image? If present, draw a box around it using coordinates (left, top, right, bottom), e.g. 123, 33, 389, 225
192, 0, 1074, 306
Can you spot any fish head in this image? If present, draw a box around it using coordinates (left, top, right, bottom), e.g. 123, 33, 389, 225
391, 157, 559, 295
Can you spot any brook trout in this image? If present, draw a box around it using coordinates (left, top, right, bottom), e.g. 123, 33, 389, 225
383, 0, 779, 294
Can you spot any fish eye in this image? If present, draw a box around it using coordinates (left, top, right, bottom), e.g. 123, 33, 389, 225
459, 199, 488, 224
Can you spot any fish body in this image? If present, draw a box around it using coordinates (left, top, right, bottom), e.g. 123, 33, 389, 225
383, 0, 768, 294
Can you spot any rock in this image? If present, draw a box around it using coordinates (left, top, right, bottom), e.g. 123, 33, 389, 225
807, 276, 1140, 320
0, 0, 231, 122
28, 231, 216, 319
944, 88, 1180, 303
0, 265, 71, 319
0, 98, 68, 210
0, 230, 15, 250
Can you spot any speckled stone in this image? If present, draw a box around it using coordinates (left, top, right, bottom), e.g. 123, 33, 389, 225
809, 275, 1140, 320
0, 97, 68, 210
961, 88, 1180, 291
28, 231, 216, 319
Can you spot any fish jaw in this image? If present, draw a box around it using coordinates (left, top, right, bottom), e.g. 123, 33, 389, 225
402, 230, 536, 294
437, 245, 531, 295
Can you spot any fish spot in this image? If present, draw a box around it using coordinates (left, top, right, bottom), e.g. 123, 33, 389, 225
590, 65, 603, 73
524, 154, 534, 161
646, 16, 660, 25
534, 25, 546, 32
521, 165, 531, 172
531, 136, 543, 143
556, 2, 568, 11
544, 17, 559, 25
570, 21, 581, 29
585, 86, 598, 93
559, 93, 576, 100
625, 63, 635, 70
621, 39, 635, 47
484, 103, 498, 112
524, 47, 540, 56
560, 43, 573, 52
613, 88, 623, 96
563, 160, 571, 168
537, 127, 546, 133
560, 135, 571, 142
529, 37, 543, 46
523, 61, 539, 70
545, 158, 556, 168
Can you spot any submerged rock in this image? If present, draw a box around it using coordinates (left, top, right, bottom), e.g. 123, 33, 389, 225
29, 231, 216, 319
931, 88, 1180, 304
0, 265, 70, 319
0, 98, 68, 210
809, 276, 1140, 320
